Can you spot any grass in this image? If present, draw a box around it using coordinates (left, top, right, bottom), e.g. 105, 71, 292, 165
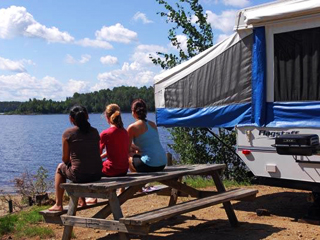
183, 176, 250, 189
0, 205, 55, 238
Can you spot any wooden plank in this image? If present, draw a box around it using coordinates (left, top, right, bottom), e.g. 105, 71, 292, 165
211, 171, 238, 227
42, 215, 63, 225
62, 195, 78, 240
120, 188, 258, 226
156, 189, 216, 198
40, 200, 110, 217
61, 164, 226, 193
61, 216, 149, 235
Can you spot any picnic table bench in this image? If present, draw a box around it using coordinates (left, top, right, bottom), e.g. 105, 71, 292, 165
40, 164, 258, 240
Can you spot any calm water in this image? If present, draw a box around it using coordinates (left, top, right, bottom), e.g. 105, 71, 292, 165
0, 113, 174, 193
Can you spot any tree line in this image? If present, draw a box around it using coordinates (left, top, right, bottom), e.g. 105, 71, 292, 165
0, 86, 155, 114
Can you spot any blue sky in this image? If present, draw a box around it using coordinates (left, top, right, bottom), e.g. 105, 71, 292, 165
0, 0, 272, 101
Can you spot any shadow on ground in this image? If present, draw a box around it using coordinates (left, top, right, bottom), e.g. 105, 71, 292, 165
232, 189, 312, 219
97, 216, 284, 240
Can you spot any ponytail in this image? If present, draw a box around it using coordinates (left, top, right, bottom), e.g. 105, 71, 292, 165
131, 99, 147, 121
70, 105, 91, 133
105, 104, 124, 128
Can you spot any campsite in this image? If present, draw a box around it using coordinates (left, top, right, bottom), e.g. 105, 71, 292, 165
1, 0, 320, 239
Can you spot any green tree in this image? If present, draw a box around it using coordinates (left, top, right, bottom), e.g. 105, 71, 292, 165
153, 0, 251, 182
152, 0, 213, 69
6, 86, 155, 114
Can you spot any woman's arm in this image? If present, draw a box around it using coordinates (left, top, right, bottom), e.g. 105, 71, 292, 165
62, 137, 70, 164
127, 124, 140, 156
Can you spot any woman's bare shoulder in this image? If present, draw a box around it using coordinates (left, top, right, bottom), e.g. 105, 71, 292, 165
127, 121, 140, 131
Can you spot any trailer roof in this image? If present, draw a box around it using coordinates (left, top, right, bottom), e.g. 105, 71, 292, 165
235, 0, 320, 30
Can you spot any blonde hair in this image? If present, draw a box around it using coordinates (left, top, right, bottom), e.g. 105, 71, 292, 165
105, 104, 123, 128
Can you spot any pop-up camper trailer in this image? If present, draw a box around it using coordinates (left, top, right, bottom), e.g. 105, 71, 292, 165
154, 0, 320, 193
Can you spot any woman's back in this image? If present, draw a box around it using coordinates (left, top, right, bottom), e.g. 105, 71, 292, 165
63, 126, 102, 177
100, 126, 129, 175
133, 121, 166, 167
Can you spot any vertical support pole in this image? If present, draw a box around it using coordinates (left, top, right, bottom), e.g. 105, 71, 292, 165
62, 195, 79, 240
168, 177, 182, 206
211, 171, 238, 227
8, 200, 13, 213
166, 152, 173, 166
109, 190, 128, 240
93, 185, 143, 219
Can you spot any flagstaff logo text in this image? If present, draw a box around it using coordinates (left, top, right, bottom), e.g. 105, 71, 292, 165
258, 130, 299, 138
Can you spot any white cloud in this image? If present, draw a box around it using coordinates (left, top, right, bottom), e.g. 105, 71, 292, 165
0, 57, 26, 72
222, 0, 250, 7
171, 35, 188, 52
131, 44, 167, 67
133, 12, 153, 24
92, 66, 155, 91
79, 54, 91, 64
206, 10, 237, 34
216, 34, 231, 42
0, 6, 74, 43
200, 0, 219, 4
76, 38, 113, 49
0, 73, 90, 101
65, 79, 90, 95
95, 23, 138, 44
92, 45, 164, 91
65, 54, 91, 64
0, 56, 35, 73
65, 54, 76, 64
100, 55, 118, 65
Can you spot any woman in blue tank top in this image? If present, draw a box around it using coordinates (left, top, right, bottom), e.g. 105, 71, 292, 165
127, 99, 167, 172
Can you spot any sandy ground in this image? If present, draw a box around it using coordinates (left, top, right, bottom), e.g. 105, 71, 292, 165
2, 185, 320, 240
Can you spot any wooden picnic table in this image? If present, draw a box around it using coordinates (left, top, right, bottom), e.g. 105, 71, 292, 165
40, 164, 258, 240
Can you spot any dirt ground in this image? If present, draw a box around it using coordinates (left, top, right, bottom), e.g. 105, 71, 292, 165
2, 185, 320, 240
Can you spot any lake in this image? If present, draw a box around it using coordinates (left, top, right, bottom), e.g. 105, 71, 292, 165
0, 113, 174, 193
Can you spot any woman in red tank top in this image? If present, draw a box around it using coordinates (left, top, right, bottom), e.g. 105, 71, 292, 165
86, 104, 130, 204
100, 104, 130, 177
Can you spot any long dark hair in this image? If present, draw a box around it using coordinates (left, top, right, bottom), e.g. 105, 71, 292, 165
69, 105, 91, 133
105, 104, 124, 128
131, 99, 147, 121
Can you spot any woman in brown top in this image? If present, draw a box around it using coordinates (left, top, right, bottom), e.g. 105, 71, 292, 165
49, 106, 102, 211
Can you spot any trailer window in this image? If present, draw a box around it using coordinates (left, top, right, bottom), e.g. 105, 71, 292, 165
274, 26, 320, 102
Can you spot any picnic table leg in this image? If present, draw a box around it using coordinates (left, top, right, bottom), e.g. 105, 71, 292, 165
62, 195, 79, 240
211, 171, 238, 227
93, 185, 143, 219
168, 177, 182, 206
109, 190, 128, 240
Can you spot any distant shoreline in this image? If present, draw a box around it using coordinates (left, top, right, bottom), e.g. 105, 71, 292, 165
0, 111, 155, 116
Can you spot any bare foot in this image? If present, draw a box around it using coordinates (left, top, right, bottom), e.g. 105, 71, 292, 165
48, 204, 63, 211
118, 188, 126, 195
86, 198, 97, 204
78, 198, 87, 207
